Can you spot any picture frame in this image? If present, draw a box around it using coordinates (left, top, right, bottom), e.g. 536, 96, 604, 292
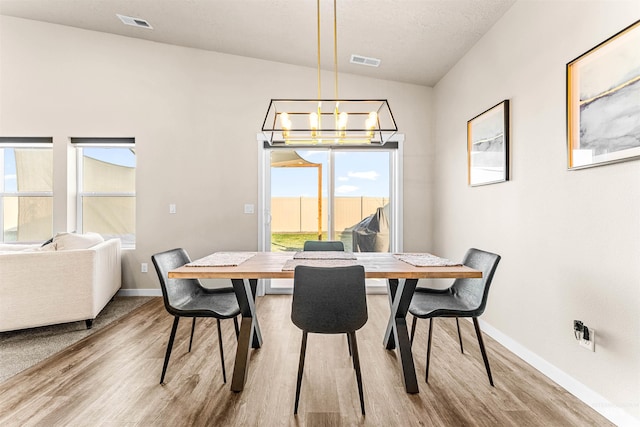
467, 100, 510, 186
567, 19, 640, 170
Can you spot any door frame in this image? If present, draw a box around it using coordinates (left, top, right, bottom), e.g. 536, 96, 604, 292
256, 135, 404, 295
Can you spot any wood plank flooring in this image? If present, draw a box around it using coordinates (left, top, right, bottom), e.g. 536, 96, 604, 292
0, 295, 611, 426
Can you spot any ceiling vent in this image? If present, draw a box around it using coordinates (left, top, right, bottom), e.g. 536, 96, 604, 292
116, 14, 153, 29
350, 54, 381, 67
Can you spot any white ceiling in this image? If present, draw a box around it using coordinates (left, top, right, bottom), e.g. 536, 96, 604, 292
0, 0, 516, 87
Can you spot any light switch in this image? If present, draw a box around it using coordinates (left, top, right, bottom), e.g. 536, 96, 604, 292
244, 204, 255, 214
169, 204, 176, 214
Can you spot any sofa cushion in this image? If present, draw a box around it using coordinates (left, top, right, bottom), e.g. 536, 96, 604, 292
53, 232, 104, 251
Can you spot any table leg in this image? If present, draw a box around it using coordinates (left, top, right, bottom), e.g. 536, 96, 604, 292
248, 279, 263, 348
383, 278, 419, 394
384, 279, 399, 349
230, 278, 262, 392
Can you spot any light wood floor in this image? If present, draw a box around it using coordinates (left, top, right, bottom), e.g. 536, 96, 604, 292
0, 295, 611, 426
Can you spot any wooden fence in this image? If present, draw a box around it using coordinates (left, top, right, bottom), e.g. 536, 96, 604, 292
271, 197, 388, 232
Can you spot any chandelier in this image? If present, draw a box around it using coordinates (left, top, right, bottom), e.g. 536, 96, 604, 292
261, 0, 397, 146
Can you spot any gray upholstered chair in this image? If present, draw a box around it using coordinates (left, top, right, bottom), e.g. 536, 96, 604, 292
151, 248, 240, 384
302, 240, 345, 251
408, 248, 501, 386
291, 265, 367, 415
303, 238, 355, 355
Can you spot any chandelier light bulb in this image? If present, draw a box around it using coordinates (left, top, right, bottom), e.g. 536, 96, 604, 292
339, 111, 348, 129
310, 112, 319, 138
367, 111, 378, 127
281, 112, 292, 138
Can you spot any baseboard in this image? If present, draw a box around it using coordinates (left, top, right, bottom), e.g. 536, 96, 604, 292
478, 318, 639, 427
117, 288, 162, 297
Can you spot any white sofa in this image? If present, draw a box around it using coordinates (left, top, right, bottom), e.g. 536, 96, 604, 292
0, 237, 122, 332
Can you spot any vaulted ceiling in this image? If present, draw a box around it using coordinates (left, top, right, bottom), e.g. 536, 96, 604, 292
0, 0, 516, 86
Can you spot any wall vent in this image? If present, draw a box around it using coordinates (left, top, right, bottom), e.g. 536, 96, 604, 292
350, 54, 381, 67
116, 14, 153, 29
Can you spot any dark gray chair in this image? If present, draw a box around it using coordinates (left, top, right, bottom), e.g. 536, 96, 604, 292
151, 248, 240, 384
291, 265, 367, 415
302, 238, 354, 355
408, 248, 501, 386
302, 240, 345, 251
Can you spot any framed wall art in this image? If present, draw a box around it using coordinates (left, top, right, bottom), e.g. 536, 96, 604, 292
567, 19, 640, 170
467, 100, 510, 186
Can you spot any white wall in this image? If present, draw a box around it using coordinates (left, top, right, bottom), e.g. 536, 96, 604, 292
433, 0, 640, 423
5, 4, 638, 423
0, 16, 433, 290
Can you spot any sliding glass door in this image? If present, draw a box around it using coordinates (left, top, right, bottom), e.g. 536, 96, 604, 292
260, 144, 400, 293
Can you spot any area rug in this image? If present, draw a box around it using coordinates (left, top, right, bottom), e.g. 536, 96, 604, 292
0, 296, 153, 383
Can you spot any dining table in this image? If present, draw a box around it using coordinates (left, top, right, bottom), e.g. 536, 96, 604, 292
168, 251, 482, 393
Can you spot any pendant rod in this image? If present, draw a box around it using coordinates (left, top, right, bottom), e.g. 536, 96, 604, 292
333, 0, 338, 99
317, 0, 321, 99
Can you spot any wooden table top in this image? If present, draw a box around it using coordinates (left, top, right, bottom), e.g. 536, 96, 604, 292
168, 251, 482, 280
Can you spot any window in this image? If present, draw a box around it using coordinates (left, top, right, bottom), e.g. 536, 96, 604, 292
73, 138, 136, 248
0, 137, 53, 242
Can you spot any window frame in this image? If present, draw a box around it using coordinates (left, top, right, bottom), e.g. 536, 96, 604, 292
73, 138, 136, 248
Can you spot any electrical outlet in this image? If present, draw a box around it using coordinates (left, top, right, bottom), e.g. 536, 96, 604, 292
579, 328, 595, 352
141, 262, 148, 273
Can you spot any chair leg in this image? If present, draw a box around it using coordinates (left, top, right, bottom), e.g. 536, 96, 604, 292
347, 333, 352, 357
349, 331, 366, 416
410, 316, 417, 345
188, 318, 196, 352
426, 318, 433, 384
160, 316, 180, 384
455, 318, 464, 354
294, 331, 308, 415
216, 319, 227, 383
472, 317, 494, 387
233, 316, 240, 339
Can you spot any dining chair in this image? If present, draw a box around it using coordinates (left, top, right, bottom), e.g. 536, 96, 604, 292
302, 238, 356, 355
302, 240, 345, 251
291, 265, 368, 415
151, 248, 240, 384
408, 248, 501, 386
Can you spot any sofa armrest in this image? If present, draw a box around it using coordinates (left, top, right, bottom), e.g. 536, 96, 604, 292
89, 238, 122, 315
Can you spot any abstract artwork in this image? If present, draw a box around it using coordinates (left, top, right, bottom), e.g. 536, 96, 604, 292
567, 19, 640, 169
467, 100, 509, 186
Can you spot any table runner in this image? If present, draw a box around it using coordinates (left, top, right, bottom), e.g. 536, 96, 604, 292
186, 252, 257, 267
394, 253, 462, 267
293, 251, 357, 260
282, 258, 359, 271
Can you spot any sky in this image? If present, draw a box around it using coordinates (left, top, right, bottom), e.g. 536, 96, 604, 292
271, 150, 390, 197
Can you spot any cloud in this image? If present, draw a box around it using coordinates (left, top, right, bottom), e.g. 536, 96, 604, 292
335, 185, 358, 194
348, 170, 379, 180
337, 176, 349, 182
